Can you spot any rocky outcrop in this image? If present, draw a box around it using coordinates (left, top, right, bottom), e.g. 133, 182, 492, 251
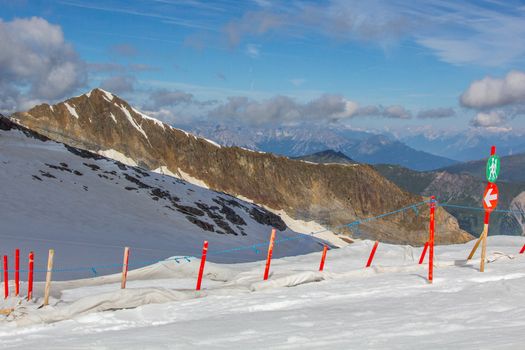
10, 89, 472, 245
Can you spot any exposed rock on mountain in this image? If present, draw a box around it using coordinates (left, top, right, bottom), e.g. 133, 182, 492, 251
11, 89, 472, 245
373, 164, 525, 237
440, 152, 525, 183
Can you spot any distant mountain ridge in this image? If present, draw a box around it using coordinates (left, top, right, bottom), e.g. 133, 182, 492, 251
9, 88, 471, 245
440, 152, 525, 183
292, 150, 356, 164
188, 124, 457, 171
401, 131, 525, 162
295, 149, 525, 238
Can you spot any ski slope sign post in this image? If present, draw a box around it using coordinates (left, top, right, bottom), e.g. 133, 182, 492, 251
467, 146, 499, 272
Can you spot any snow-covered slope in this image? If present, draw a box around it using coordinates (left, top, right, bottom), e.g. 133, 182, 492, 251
2, 236, 525, 349
0, 118, 327, 281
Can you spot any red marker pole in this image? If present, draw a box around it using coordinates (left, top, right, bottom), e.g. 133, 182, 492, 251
196, 241, 208, 291
27, 251, 34, 301
520, 244, 525, 254
263, 229, 276, 280
428, 196, 436, 283
3, 256, 8, 299
418, 241, 429, 265
365, 241, 379, 268
15, 249, 20, 296
121, 247, 130, 289
319, 245, 328, 271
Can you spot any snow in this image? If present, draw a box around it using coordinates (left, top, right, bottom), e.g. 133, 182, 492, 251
176, 168, 210, 189
131, 107, 166, 130
97, 149, 138, 166
63, 102, 79, 119
0, 127, 323, 283
118, 104, 149, 140
152, 166, 178, 178
273, 210, 350, 248
109, 112, 117, 123
203, 137, 221, 148
98, 88, 114, 102
2, 236, 525, 348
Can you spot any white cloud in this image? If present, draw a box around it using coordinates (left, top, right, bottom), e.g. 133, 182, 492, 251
470, 111, 506, 128
461, 71, 525, 109
0, 17, 86, 113
220, 1, 525, 66
207, 94, 410, 125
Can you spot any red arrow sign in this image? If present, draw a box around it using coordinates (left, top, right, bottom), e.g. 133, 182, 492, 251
482, 182, 499, 212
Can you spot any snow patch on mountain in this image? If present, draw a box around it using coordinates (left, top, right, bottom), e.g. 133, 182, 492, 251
64, 103, 79, 119
176, 168, 209, 189
118, 104, 148, 140
131, 107, 166, 130
97, 149, 137, 166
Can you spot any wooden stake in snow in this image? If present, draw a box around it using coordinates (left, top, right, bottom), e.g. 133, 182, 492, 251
428, 196, 436, 283
27, 251, 34, 301
365, 241, 379, 268
15, 249, 20, 296
418, 241, 429, 264
121, 247, 130, 289
3, 255, 8, 299
43, 249, 54, 306
319, 245, 328, 271
480, 214, 490, 273
196, 241, 208, 291
264, 229, 276, 280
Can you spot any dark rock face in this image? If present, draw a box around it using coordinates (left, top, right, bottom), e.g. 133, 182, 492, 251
10, 89, 472, 244
250, 208, 287, 231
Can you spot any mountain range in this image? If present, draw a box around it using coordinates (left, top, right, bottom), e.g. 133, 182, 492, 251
401, 131, 525, 162
188, 124, 458, 171
8, 88, 471, 246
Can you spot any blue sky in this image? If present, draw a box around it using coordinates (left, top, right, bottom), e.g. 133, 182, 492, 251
1, 0, 525, 135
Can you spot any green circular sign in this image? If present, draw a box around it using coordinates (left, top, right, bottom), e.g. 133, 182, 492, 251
486, 155, 500, 183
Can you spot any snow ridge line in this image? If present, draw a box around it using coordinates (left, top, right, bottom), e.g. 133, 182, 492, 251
2, 201, 432, 275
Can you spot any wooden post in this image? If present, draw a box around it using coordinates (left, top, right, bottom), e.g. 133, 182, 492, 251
3, 256, 8, 299
27, 251, 34, 301
263, 229, 276, 280
15, 249, 19, 296
365, 241, 379, 268
43, 249, 55, 306
418, 241, 429, 264
428, 196, 436, 283
319, 245, 328, 271
121, 247, 130, 289
480, 212, 490, 272
196, 241, 208, 291
467, 235, 483, 260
